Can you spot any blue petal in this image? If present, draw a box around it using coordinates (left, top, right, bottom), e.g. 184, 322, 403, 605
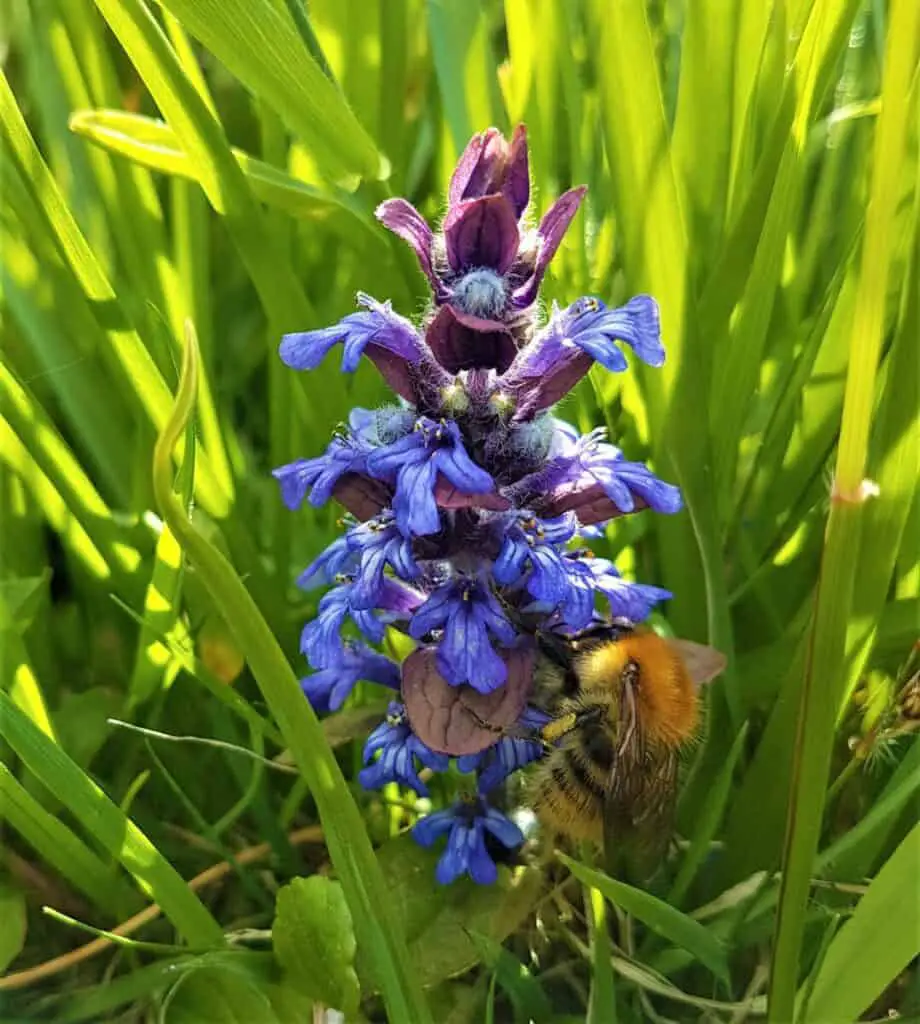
476, 588, 518, 645
465, 821, 499, 885
271, 460, 313, 510
412, 808, 458, 847
366, 431, 425, 480
435, 824, 471, 885
297, 536, 355, 589
395, 458, 441, 536
526, 547, 568, 603
437, 600, 509, 691
574, 330, 629, 372
611, 461, 683, 514
409, 736, 450, 773
482, 807, 526, 849
432, 441, 495, 495
280, 323, 347, 370
493, 536, 529, 585
408, 585, 454, 639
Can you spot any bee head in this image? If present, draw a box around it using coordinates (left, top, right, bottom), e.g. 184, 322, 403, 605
576, 630, 699, 746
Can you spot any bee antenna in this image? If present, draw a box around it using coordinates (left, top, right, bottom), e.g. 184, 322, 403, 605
617, 676, 638, 758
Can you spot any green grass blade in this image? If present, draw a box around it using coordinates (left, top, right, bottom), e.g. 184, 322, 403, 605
767, 4, 920, 1017
0, 65, 230, 517
802, 822, 920, 1022
155, 0, 387, 183
0, 361, 142, 585
586, 885, 617, 1024
0, 761, 140, 918
0, 691, 224, 946
560, 854, 730, 984
151, 323, 431, 1024
91, 0, 349, 436
427, 0, 504, 158
672, 0, 738, 259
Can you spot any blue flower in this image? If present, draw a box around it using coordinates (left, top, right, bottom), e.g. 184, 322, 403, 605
273, 124, 695, 887
587, 558, 672, 621
553, 554, 600, 631
343, 514, 420, 609
358, 702, 449, 796
562, 295, 664, 370
499, 295, 664, 418
301, 642, 400, 713
272, 415, 375, 511
571, 429, 683, 515
280, 293, 420, 372
296, 534, 357, 589
459, 707, 549, 793
300, 582, 385, 669
367, 417, 495, 537
493, 512, 577, 603
408, 577, 517, 692
412, 797, 525, 885
279, 293, 446, 403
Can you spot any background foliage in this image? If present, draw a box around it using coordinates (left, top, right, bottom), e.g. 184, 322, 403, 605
1, 0, 917, 1020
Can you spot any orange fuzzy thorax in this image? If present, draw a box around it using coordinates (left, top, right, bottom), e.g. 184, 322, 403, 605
576, 632, 698, 746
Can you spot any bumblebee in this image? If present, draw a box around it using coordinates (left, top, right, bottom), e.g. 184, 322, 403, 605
524, 621, 725, 873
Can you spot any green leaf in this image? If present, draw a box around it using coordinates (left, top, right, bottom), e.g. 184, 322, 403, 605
54, 687, 122, 770
164, 965, 281, 1024
150, 325, 431, 1024
467, 930, 552, 1024
559, 854, 730, 985
427, 0, 503, 157
272, 876, 360, 1017
359, 833, 543, 990
155, 0, 386, 183
0, 883, 27, 974
672, 722, 749, 907
767, 4, 920, 1018
803, 822, 920, 1022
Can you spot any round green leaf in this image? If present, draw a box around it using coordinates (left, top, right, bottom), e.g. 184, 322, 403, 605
272, 876, 360, 1017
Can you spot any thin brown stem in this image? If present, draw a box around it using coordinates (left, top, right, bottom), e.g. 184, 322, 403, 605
0, 826, 323, 992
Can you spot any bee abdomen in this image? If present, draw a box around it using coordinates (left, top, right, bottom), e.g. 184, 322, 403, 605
530, 750, 605, 842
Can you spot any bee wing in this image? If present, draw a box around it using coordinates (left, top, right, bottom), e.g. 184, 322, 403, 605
602, 748, 679, 883
668, 639, 727, 686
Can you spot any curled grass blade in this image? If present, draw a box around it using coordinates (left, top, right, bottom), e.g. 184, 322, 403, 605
151, 322, 431, 1024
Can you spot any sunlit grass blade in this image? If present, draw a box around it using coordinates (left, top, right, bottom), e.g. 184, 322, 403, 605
0, 361, 143, 586
90, 0, 350, 438
767, 3, 920, 1018
426, 0, 505, 159
69, 109, 378, 231
0, 66, 230, 517
156, 0, 387, 183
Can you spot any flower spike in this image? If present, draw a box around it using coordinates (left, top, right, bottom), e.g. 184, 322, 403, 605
274, 123, 684, 885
